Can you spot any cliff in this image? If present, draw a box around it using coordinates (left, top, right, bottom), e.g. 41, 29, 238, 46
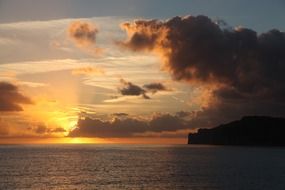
188, 116, 285, 146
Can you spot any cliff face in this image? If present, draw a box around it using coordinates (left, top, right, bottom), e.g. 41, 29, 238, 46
188, 116, 285, 146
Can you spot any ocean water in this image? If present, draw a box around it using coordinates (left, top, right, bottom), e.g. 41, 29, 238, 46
0, 145, 285, 190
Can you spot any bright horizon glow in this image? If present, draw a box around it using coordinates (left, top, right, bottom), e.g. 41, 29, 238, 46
0, 137, 186, 145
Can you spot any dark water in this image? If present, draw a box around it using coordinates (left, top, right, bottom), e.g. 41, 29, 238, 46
0, 144, 285, 190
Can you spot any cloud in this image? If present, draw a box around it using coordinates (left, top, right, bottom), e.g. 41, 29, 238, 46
0, 111, 68, 138
0, 82, 33, 111
175, 111, 194, 118
71, 66, 105, 76
143, 82, 168, 94
119, 15, 285, 123
51, 127, 66, 133
34, 124, 66, 135
68, 21, 98, 46
68, 21, 102, 54
0, 118, 9, 136
68, 113, 191, 138
135, 129, 193, 138
112, 112, 129, 117
34, 125, 47, 134
117, 79, 170, 99
118, 79, 150, 99
120, 15, 285, 94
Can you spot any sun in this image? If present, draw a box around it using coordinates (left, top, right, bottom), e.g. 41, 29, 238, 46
67, 120, 78, 131
60, 137, 110, 144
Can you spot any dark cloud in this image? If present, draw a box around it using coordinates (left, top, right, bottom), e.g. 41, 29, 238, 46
175, 111, 193, 118
68, 113, 191, 138
69, 117, 147, 137
118, 79, 169, 99
68, 21, 98, 46
112, 112, 129, 117
0, 82, 33, 111
119, 15, 285, 122
120, 15, 285, 95
143, 82, 168, 94
68, 21, 102, 54
118, 79, 150, 99
51, 127, 66, 133
34, 125, 66, 134
34, 125, 47, 134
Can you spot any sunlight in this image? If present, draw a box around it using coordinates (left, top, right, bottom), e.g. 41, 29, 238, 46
61, 137, 110, 144
23, 98, 78, 135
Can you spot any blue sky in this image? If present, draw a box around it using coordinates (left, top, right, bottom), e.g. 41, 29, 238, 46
1, 0, 285, 32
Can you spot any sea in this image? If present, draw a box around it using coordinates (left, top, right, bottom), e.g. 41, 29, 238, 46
0, 144, 285, 190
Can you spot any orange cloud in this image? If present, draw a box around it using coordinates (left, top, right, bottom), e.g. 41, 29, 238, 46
0, 118, 10, 136
119, 20, 168, 52
71, 66, 105, 76
68, 21, 102, 54
68, 21, 98, 46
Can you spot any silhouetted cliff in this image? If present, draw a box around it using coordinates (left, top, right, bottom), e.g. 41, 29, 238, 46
188, 116, 285, 146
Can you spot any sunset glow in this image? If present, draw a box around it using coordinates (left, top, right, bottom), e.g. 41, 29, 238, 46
0, 0, 285, 145
1, 1, 285, 190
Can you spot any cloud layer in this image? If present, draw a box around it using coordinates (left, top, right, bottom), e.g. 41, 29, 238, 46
0, 82, 33, 111
71, 66, 105, 76
68, 113, 191, 138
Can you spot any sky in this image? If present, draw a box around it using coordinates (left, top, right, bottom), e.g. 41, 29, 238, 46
0, 0, 285, 144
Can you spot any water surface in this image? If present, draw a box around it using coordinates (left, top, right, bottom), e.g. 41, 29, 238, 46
0, 144, 284, 190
